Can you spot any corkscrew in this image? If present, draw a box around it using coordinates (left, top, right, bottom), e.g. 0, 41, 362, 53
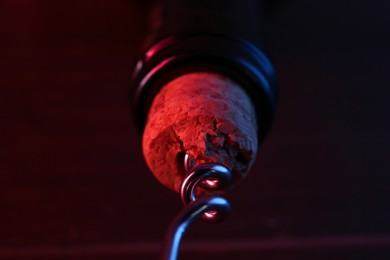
160, 155, 233, 260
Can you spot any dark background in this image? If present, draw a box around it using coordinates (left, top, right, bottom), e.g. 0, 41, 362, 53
0, 0, 389, 259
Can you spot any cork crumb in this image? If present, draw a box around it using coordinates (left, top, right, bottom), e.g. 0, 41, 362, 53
142, 72, 258, 192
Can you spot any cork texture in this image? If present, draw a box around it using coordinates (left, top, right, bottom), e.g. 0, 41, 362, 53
142, 72, 258, 192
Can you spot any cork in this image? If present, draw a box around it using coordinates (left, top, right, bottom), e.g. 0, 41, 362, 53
142, 72, 258, 193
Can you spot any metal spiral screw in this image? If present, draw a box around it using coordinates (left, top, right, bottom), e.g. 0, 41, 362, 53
160, 154, 233, 259
180, 155, 233, 222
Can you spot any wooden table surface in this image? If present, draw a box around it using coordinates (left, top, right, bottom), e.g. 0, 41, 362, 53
1, 0, 389, 259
